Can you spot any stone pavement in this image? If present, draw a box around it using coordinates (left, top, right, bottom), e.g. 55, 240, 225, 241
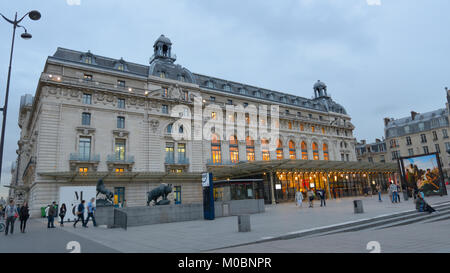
0, 217, 119, 253
53, 192, 450, 253
210, 215, 450, 253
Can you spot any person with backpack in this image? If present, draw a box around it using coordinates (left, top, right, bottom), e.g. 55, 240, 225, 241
4, 199, 18, 236
48, 202, 57, 228
85, 198, 97, 227
59, 203, 67, 227
73, 200, 87, 228
19, 201, 30, 233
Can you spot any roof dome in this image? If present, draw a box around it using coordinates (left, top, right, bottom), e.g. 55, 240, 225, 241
313, 80, 327, 90
154, 34, 172, 45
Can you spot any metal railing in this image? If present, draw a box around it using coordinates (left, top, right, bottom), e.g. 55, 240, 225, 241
106, 154, 135, 164
165, 156, 189, 165
113, 208, 127, 230
69, 153, 100, 162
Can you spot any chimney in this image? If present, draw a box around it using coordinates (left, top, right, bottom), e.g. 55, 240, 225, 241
384, 118, 390, 126
411, 111, 418, 120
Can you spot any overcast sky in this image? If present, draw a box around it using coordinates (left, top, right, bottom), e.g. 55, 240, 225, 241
0, 0, 449, 198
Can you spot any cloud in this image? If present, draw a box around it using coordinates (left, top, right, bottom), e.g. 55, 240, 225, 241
66, 0, 81, 6
366, 0, 381, 5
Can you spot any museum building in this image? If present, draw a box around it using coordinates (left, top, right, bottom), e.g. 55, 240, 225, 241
8, 35, 397, 215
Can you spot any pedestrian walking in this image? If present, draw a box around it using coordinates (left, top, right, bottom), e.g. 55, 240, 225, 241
59, 203, 67, 227
318, 189, 326, 207
73, 200, 87, 228
19, 201, 30, 233
307, 189, 315, 208
376, 184, 382, 202
295, 190, 303, 207
396, 184, 401, 203
48, 202, 56, 228
85, 198, 97, 227
4, 199, 18, 236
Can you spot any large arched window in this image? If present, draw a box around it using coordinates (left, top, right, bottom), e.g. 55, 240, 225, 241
211, 134, 221, 164
276, 139, 283, 160
262, 138, 270, 161
301, 141, 308, 160
229, 135, 239, 163
312, 142, 319, 160
246, 136, 255, 162
289, 140, 296, 159
323, 143, 329, 160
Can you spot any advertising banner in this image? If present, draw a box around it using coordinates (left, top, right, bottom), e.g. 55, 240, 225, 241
59, 186, 96, 222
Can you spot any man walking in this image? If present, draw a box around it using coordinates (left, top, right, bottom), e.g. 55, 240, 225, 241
48, 202, 56, 228
73, 200, 87, 228
85, 198, 97, 227
389, 182, 398, 203
318, 189, 326, 207
4, 199, 17, 236
307, 189, 315, 208
376, 184, 382, 202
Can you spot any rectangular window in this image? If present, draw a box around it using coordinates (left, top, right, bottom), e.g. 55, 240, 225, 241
408, 148, 414, 156
165, 142, 174, 162
443, 129, 448, 139
435, 144, 441, 153
177, 143, 186, 162
210, 96, 215, 102
243, 102, 248, 108
115, 139, 126, 160
420, 134, 427, 143
82, 112, 91, 126
227, 99, 233, 105
311, 126, 315, 133
117, 80, 126, 87
163, 88, 168, 97
79, 167, 88, 173
211, 112, 217, 120
79, 136, 91, 160
433, 131, 438, 141
162, 105, 168, 114
118, 98, 125, 109
246, 147, 255, 162
115, 168, 124, 173
83, 74, 92, 81
423, 146, 429, 154
82, 93, 92, 104
117, 116, 125, 129
406, 136, 412, 145
184, 91, 189, 101
445, 142, 450, 152
262, 150, 270, 161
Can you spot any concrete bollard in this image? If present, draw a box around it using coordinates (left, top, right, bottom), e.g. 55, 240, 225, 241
353, 200, 364, 214
238, 214, 251, 232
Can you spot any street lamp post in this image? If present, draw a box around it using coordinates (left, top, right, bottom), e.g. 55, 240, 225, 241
0, 10, 41, 185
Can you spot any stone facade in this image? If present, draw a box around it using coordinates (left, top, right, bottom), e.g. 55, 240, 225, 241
9, 35, 357, 215
356, 138, 387, 163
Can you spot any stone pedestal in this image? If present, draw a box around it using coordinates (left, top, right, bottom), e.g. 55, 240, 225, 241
96, 205, 114, 228
238, 214, 251, 232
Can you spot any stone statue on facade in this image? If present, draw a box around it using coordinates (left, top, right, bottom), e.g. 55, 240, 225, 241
96, 178, 114, 206
147, 184, 173, 206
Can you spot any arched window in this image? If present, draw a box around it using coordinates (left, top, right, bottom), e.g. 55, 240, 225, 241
262, 138, 270, 161
323, 143, 329, 161
211, 134, 221, 164
312, 142, 319, 160
301, 141, 308, 160
276, 139, 283, 160
229, 135, 239, 163
246, 136, 255, 162
289, 140, 296, 160
166, 123, 173, 134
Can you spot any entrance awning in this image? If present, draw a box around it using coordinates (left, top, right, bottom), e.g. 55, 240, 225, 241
208, 159, 398, 179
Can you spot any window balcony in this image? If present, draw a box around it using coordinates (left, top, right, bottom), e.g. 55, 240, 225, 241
106, 154, 135, 172
69, 153, 100, 171
164, 156, 190, 165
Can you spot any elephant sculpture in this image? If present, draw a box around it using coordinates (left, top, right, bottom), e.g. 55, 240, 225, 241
147, 184, 172, 206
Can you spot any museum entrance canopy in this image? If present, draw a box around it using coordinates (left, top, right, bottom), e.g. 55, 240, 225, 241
208, 159, 398, 180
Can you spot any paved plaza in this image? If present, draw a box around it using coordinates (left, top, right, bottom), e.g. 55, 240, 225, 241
1, 192, 448, 253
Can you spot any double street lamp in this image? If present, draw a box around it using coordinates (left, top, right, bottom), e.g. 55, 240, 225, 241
0, 10, 41, 185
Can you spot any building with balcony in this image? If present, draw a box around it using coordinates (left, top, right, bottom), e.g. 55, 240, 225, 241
384, 88, 450, 179
9, 35, 396, 214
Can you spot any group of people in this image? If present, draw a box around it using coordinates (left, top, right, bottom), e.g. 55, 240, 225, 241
3, 199, 30, 236
388, 182, 402, 203
295, 189, 327, 208
45, 198, 97, 229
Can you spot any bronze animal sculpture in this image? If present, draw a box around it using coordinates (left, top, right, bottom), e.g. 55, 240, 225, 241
96, 178, 114, 203
147, 184, 172, 206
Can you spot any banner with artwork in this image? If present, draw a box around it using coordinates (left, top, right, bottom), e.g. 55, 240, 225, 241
400, 153, 447, 196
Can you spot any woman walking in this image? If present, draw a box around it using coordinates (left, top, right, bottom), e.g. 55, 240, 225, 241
295, 190, 303, 207
19, 202, 30, 233
59, 203, 67, 227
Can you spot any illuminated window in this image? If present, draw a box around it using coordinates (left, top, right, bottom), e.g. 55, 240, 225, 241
288, 121, 292, 130
276, 139, 283, 160
115, 139, 126, 161
301, 141, 308, 160
300, 123, 304, 131
311, 126, 315, 133
79, 167, 88, 173
229, 135, 239, 163
178, 143, 186, 161
323, 143, 329, 160
321, 127, 325, 134
211, 134, 221, 164
84, 56, 92, 64
312, 142, 319, 160
246, 136, 255, 161
160, 72, 166, 78
165, 142, 174, 162
83, 74, 92, 81
262, 139, 270, 161
289, 140, 296, 160
115, 168, 124, 173
211, 112, 217, 120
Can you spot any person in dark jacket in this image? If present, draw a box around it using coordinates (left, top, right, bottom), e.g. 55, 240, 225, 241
48, 202, 56, 228
59, 203, 67, 227
73, 200, 87, 228
19, 202, 30, 233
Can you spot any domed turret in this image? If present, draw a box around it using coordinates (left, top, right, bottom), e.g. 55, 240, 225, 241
313, 80, 328, 98
151, 34, 176, 63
